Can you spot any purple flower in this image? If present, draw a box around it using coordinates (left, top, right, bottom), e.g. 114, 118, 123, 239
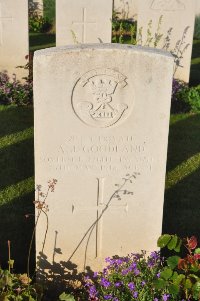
115, 281, 122, 287
154, 298, 159, 301
133, 291, 138, 298
104, 294, 112, 300
100, 278, 111, 288
157, 272, 161, 278
162, 294, 170, 301
89, 285, 98, 298
128, 282, 135, 291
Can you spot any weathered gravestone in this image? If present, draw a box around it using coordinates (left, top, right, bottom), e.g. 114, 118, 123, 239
0, 0, 28, 80
137, 0, 196, 83
34, 44, 173, 272
56, 0, 113, 45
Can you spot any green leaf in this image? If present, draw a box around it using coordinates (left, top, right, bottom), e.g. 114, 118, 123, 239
160, 268, 173, 280
185, 279, 192, 289
173, 274, 185, 285
167, 256, 180, 269
195, 248, 200, 254
153, 278, 167, 289
192, 281, 200, 300
59, 292, 75, 301
157, 234, 171, 248
174, 237, 182, 252
189, 274, 200, 281
168, 235, 178, 250
168, 284, 180, 295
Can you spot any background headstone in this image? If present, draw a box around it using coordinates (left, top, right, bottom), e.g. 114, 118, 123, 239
34, 44, 173, 272
0, 0, 28, 80
29, 0, 43, 16
196, 0, 200, 15
114, 0, 138, 20
56, 0, 113, 45
137, 0, 196, 83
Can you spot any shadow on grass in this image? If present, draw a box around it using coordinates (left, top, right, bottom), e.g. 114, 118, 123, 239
163, 113, 200, 240
0, 106, 35, 272
163, 167, 200, 238
0, 138, 34, 190
29, 33, 56, 52
0, 106, 33, 138
0, 191, 35, 273
166, 113, 200, 173
190, 62, 200, 87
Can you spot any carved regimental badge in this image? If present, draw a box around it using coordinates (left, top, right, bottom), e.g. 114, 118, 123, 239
72, 68, 131, 128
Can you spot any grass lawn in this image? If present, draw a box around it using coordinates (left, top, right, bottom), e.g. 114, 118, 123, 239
0, 105, 35, 272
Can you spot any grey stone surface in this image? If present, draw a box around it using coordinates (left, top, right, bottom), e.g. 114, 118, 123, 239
34, 44, 174, 271
0, 0, 28, 80
56, 0, 112, 45
137, 0, 196, 83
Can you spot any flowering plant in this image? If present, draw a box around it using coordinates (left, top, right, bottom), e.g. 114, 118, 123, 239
0, 71, 32, 106
84, 251, 172, 301
156, 234, 200, 301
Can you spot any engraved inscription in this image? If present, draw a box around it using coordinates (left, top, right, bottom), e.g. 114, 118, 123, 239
72, 7, 96, 43
72, 68, 132, 128
0, 3, 13, 45
40, 135, 153, 176
150, 0, 185, 11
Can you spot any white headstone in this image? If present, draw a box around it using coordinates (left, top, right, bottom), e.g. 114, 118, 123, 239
56, 0, 113, 45
29, 0, 43, 16
0, 0, 28, 80
196, 0, 200, 15
114, 0, 138, 19
137, 0, 195, 83
34, 44, 173, 272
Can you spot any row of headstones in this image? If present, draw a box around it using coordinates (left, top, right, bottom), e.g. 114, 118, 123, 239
114, 0, 200, 19
0, 0, 196, 82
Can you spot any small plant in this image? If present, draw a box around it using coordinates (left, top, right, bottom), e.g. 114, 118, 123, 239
157, 234, 200, 300
84, 251, 171, 300
174, 84, 200, 113
0, 56, 33, 106
0, 240, 42, 301
29, 13, 52, 33
171, 78, 190, 113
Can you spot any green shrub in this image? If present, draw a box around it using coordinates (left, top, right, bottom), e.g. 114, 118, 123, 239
194, 15, 200, 40
29, 13, 52, 33
44, 0, 55, 23
177, 85, 200, 113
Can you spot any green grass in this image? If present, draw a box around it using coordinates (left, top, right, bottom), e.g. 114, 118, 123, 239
29, 32, 55, 52
0, 105, 34, 272
190, 39, 200, 86
163, 113, 200, 238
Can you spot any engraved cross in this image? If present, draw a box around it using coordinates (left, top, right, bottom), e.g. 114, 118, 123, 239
72, 178, 128, 258
72, 7, 96, 43
0, 3, 13, 46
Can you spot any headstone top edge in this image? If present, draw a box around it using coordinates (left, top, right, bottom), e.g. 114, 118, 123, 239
34, 43, 174, 60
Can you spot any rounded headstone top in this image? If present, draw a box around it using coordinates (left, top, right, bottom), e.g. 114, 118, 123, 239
34, 43, 173, 60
